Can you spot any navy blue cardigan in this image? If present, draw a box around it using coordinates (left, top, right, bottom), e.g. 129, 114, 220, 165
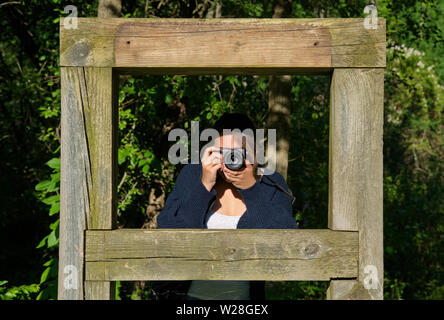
157, 163, 298, 229
155, 163, 298, 300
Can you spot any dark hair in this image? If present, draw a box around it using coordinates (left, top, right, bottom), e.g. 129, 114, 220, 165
213, 113, 256, 139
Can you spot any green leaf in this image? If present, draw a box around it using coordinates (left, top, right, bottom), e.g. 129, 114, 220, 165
49, 202, 60, 216
35, 180, 52, 191
36, 236, 48, 249
165, 93, 173, 104
50, 172, 60, 183
0, 280, 8, 286
46, 158, 60, 170
42, 194, 60, 205
36, 280, 57, 300
40, 267, 51, 284
118, 148, 128, 165
258, 81, 267, 91
45, 183, 59, 193
43, 259, 55, 267
49, 219, 59, 231
47, 230, 58, 248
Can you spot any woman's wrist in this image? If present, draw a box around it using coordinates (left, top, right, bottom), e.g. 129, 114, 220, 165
201, 178, 215, 192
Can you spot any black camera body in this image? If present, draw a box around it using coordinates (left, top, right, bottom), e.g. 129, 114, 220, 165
216, 148, 246, 171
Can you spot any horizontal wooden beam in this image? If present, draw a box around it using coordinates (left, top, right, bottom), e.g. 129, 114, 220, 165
115, 67, 333, 76
85, 229, 358, 281
60, 18, 385, 72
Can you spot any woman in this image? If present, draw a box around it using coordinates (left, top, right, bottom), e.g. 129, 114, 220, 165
155, 113, 298, 300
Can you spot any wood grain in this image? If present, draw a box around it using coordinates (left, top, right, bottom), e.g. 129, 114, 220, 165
327, 68, 384, 299
84, 229, 358, 281
80, 67, 118, 230
59, 67, 90, 299
84, 281, 116, 300
81, 67, 118, 300
58, 67, 118, 300
60, 18, 385, 71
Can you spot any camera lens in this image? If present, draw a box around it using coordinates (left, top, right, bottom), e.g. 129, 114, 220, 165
223, 148, 245, 171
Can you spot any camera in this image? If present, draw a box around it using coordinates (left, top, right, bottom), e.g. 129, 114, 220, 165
216, 148, 246, 171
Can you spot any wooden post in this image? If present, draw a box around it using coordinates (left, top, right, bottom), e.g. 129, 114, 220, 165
327, 68, 384, 300
59, 67, 118, 300
58, 67, 89, 300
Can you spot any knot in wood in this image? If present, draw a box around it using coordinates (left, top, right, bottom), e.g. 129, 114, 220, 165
304, 243, 320, 258
225, 247, 236, 255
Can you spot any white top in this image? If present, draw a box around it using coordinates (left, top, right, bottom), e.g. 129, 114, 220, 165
206, 210, 242, 229
186, 206, 250, 300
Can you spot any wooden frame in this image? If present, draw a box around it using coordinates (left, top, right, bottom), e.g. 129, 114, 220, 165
58, 18, 385, 300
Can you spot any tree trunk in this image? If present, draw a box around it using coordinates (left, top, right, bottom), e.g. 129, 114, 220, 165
267, 0, 293, 180
98, 0, 122, 18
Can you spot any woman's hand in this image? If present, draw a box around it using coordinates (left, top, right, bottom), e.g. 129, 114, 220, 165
222, 159, 257, 190
201, 146, 222, 192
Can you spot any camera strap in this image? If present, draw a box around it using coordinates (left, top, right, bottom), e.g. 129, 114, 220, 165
261, 174, 296, 206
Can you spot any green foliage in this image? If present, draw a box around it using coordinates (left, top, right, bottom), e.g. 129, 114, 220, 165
378, 0, 444, 84
34, 158, 60, 300
266, 281, 328, 300
0, 281, 40, 300
382, 43, 443, 299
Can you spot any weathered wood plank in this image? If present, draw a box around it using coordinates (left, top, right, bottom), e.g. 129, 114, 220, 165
84, 229, 358, 281
58, 67, 118, 300
80, 67, 118, 230
327, 68, 384, 299
81, 67, 118, 300
327, 280, 356, 299
84, 281, 116, 300
113, 20, 331, 68
60, 18, 385, 70
59, 67, 91, 299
